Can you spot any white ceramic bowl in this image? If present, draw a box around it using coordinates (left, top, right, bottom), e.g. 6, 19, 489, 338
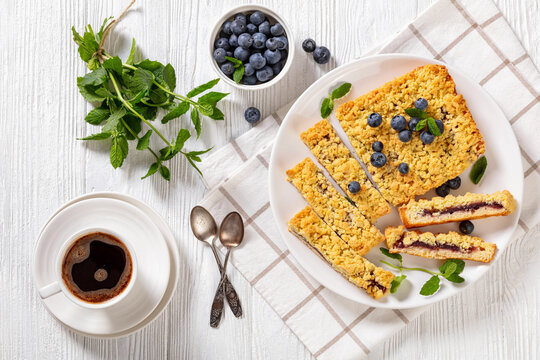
208, 4, 295, 90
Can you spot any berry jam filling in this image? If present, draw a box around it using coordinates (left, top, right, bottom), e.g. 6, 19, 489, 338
421, 201, 503, 216
395, 239, 475, 253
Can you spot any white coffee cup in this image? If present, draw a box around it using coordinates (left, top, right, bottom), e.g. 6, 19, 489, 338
38, 228, 138, 309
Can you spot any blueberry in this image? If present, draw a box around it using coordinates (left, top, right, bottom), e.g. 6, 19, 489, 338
238, 33, 253, 49
313, 46, 330, 64
408, 117, 421, 131
229, 34, 239, 47
398, 163, 409, 174
271, 61, 283, 75
252, 32, 267, 49
420, 130, 435, 145
275, 36, 288, 50
214, 37, 230, 50
233, 47, 250, 62
370, 152, 387, 168
348, 181, 361, 194
220, 62, 234, 76
234, 13, 247, 24
246, 23, 257, 35
231, 20, 246, 35
446, 176, 461, 190
367, 113, 382, 127
226, 51, 233, 58
245, 107, 261, 123
459, 220, 474, 235
256, 66, 274, 82
435, 184, 450, 197
242, 75, 257, 85
391, 115, 407, 131
264, 49, 281, 65
213, 48, 227, 64
249, 53, 267, 70
302, 38, 316, 53
399, 129, 412, 142
372, 141, 383, 152
435, 119, 444, 134
266, 37, 278, 51
415, 98, 428, 111
258, 21, 270, 35
249, 11, 265, 25
270, 23, 284, 36
244, 63, 255, 76
222, 21, 233, 36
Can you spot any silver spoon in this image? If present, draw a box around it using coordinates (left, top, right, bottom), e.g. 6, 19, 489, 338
190, 206, 242, 327
209, 212, 244, 327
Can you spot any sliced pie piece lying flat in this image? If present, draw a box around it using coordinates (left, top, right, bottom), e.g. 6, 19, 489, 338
289, 207, 395, 299
300, 119, 391, 222
385, 226, 497, 263
286, 158, 384, 255
336, 64, 485, 206
398, 190, 516, 228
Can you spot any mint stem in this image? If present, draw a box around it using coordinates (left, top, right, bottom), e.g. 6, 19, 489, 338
380, 260, 441, 276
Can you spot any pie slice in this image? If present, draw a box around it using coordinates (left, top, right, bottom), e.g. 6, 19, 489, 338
336, 64, 485, 206
385, 226, 497, 263
289, 207, 395, 299
398, 190, 516, 228
286, 158, 384, 255
300, 119, 391, 222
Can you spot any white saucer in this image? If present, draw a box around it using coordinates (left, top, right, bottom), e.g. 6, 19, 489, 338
33, 194, 176, 337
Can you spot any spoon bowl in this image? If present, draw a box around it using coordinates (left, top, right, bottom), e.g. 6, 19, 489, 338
219, 212, 244, 249
190, 206, 218, 245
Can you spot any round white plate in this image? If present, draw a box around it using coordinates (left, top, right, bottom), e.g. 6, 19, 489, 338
33, 197, 171, 335
269, 54, 523, 309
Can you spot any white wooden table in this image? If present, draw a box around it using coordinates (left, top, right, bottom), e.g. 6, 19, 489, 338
2, 0, 539, 358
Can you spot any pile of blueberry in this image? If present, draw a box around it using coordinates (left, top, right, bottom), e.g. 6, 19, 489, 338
301, 38, 331, 64
213, 11, 288, 85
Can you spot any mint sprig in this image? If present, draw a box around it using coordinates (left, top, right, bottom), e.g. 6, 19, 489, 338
470, 156, 487, 184
320, 83, 352, 118
405, 107, 442, 136
225, 56, 245, 84
73, 16, 227, 181
380, 248, 466, 296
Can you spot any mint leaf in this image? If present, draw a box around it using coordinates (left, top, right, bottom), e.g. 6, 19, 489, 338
162, 101, 190, 124
126, 38, 137, 65
380, 247, 402, 261
130, 68, 154, 92
420, 275, 440, 296
427, 117, 441, 136
187, 79, 220, 98
85, 107, 110, 125
103, 56, 123, 77
233, 65, 244, 84
159, 146, 177, 161
208, 106, 224, 121
174, 129, 191, 151
80, 67, 108, 86
390, 275, 407, 294
141, 162, 159, 179
102, 108, 127, 133
137, 130, 152, 150
225, 56, 243, 67
127, 90, 146, 105
446, 274, 465, 283
405, 108, 427, 119
198, 92, 229, 106
415, 119, 427, 131
95, 86, 115, 99
320, 97, 334, 118
159, 164, 170, 181
110, 137, 125, 169
77, 78, 106, 102
149, 88, 168, 104
79, 132, 111, 140
442, 262, 458, 278
185, 154, 203, 175
191, 108, 201, 139
136, 59, 164, 72
440, 259, 465, 275
330, 83, 351, 100
163, 63, 176, 91
199, 103, 213, 116
470, 156, 487, 184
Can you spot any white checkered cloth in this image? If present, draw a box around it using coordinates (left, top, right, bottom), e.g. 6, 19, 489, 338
199, 0, 540, 358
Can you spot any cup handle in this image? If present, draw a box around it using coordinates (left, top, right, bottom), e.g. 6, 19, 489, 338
39, 282, 61, 299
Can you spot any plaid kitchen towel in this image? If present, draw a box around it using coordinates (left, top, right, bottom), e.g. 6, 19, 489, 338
199, 0, 540, 358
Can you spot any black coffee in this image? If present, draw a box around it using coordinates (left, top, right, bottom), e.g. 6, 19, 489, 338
62, 232, 132, 303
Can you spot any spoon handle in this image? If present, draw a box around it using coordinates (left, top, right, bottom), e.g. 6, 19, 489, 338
209, 243, 242, 318
210, 282, 225, 328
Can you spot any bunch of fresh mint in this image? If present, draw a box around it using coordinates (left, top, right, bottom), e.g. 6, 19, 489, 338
73, 17, 227, 180
380, 248, 465, 296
